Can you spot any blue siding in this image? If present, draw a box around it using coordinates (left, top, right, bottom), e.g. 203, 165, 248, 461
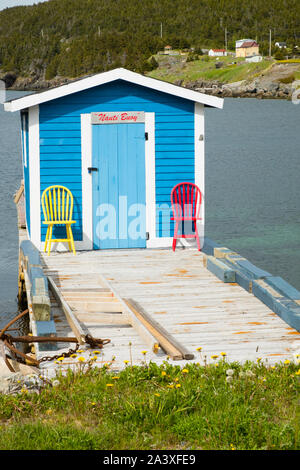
21, 112, 30, 236
39, 80, 195, 241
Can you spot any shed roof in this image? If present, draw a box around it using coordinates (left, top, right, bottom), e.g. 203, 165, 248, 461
240, 41, 259, 48
4, 68, 223, 112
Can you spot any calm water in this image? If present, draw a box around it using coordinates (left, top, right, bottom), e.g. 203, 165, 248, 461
0, 92, 299, 329
205, 97, 300, 290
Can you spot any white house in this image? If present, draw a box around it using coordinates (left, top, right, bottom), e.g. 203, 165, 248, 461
275, 42, 287, 49
208, 49, 227, 57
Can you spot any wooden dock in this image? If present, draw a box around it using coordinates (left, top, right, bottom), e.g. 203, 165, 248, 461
35, 247, 300, 373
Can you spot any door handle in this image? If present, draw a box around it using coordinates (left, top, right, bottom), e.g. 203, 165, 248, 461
88, 167, 98, 173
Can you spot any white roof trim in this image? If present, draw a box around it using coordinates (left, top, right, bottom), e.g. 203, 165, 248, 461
4, 68, 223, 112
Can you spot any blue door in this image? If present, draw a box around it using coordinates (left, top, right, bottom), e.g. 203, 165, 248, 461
92, 123, 146, 249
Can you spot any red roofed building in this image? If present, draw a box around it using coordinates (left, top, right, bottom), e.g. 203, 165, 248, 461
236, 40, 259, 58
208, 49, 228, 57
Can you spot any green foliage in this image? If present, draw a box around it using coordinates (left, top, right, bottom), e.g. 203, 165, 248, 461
274, 47, 286, 60
186, 52, 199, 62
0, 358, 299, 450
0, 0, 299, 80
278, 73, 296, 83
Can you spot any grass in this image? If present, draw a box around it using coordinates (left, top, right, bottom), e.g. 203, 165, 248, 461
0, 354, 299, 450
147, 55, 273, 85
276, 59, 300, 64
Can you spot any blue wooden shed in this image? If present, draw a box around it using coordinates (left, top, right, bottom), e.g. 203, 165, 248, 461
5, 68, 223, 251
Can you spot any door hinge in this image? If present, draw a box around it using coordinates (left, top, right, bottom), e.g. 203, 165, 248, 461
146, 232, 149, 240
145, 132, 148, 141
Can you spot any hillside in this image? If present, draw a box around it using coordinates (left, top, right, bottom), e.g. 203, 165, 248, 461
0, 0, 299, 88
147, 54, 300, 99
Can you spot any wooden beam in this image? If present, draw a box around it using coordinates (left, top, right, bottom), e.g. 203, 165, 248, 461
124, 298, 194, 361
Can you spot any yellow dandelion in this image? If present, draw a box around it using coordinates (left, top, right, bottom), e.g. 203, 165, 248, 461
174, 377, 179, 382
93, 350, 101, 354
77, 349, 84, 353
112, 376, 120, 380
221, 352, 227, 357
168, 384, 174, 389
124, 360, 129, 364
77, 356, 85, 362
141, 350, 148, 355
161, 371, 167, 376
196, 347, 202, 352
295, 370, 300, 375
106, 383, 114, 387
154, 393, 160, 397
56, 356, 64, 362
284, 360, 290, 365
70, 354, 77, 358
182, 369, 189, 374
175, 383, 181, 388
257, 357, 262, 362
211, 355, 219, 360
91, 402, 96, 406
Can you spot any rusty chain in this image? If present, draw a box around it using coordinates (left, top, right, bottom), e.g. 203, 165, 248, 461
1, 309, 111, 368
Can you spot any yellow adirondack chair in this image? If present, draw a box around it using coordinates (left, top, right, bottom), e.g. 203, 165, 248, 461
41, 185, 76, 255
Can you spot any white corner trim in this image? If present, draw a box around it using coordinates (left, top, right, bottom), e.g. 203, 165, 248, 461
194, 102, 205, 248
29, 105, 41, 249
145, 113, 156, 247
81, 113, 93, 250
4, 68, 224, 113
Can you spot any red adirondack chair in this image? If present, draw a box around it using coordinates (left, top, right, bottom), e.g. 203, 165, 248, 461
171, 182, 202, 252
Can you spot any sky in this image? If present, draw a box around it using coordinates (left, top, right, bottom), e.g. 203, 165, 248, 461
0, 0, 48, 10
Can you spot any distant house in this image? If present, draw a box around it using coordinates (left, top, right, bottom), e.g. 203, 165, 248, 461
208, 49, 227, 57
235, 39, 254, 49
275, 42, 287, 49
236, 41, 259, 58
164, 45, 172, 54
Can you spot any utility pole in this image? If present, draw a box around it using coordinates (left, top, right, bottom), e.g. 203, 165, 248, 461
269, 29, 272, 57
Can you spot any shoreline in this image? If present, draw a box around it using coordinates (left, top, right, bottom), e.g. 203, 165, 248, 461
4, 75, 295, 101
